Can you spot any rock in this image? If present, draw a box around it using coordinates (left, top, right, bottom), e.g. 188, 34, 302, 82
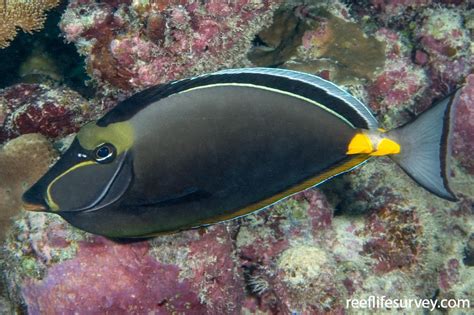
0, 134, 57, 242
0, 84, 91, 144
60, 0, 279, 92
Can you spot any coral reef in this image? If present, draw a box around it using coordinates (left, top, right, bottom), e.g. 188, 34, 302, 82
415, 8, 472, 93
0, 134, 56, 242
22, 237, 209, 314
359, 205, 422, 273
452, 74, 474, 174
296, 11, 386, 83
3, 212, 243, 314
247, 7, 308, 67
369, 0, 432, 24
261, 2, 472, 128
1, 0, 473, 314
0, 0, 60, 48
366, 28, 428, 128
5, 167, 471, 314
59, 0, 279, 92
0, 84, 92, 144
18, 48, 62, 84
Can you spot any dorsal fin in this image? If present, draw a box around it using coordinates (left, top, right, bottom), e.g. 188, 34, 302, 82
98, 68, 378, 129
98, 77, 208, 126
213, 68, 378, 129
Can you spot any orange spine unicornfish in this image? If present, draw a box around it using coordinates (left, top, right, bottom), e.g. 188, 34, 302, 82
22, 67, 460, 238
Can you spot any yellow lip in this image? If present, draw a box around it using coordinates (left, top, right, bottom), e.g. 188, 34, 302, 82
22, 202, 47, 212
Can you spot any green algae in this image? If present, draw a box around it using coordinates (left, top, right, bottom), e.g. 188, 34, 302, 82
272, 197, 309, 222
247, 5, 387, 81
20, 257, 41, 279
19, 47, 62, 83
302, 14, 386, 83
49, 243, 79, 264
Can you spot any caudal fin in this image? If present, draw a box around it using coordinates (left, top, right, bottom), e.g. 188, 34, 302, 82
387, 90, 461, 201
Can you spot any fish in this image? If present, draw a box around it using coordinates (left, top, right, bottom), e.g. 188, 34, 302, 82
22, 68, 460, 238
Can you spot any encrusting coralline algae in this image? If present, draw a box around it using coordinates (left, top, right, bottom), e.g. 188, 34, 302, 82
59, 0, 278, 91
0, 0, 473, 313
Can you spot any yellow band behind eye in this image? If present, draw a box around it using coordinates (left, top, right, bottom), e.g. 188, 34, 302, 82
77, 121, 134, 155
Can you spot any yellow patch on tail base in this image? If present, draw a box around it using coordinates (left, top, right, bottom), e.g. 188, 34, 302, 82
347, 132, 400, 156
370, 138, 400, 156
347, 133, 373, 154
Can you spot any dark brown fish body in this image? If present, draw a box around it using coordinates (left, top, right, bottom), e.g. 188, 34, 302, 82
64, 86, 358, 237
22, 68, 458, 238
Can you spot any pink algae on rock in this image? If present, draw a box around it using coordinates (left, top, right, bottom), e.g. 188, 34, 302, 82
452, 74, 474, 174
360, 205, 423, 273
370, 0, 432, 23
0, 84, 90, 144
22, 236, 207, 314
366, 28, 428, 127
415, 8, 472, 92
1, 1, 473, 314
3, 201, 247, 314
3, 210, 245, 314
60, 0, 279, 92
185, 225, 244, 313
236, 189, 348, 313
368, 57, 426, 114
438, 258, 460, 291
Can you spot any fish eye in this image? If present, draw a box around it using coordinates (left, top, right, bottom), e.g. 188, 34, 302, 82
94, 143, 116, 163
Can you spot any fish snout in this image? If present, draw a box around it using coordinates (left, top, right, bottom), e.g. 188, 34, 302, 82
22, 185, 50, 212
22, 202, 47, 212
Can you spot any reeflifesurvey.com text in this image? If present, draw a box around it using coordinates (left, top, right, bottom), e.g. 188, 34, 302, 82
346, 296, 470, 312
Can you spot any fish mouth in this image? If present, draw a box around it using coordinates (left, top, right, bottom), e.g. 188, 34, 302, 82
22, 182, 51, 212
22, 202, 47, 212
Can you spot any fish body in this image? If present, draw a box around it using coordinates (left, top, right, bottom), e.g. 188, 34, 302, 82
22, 68, 458, 238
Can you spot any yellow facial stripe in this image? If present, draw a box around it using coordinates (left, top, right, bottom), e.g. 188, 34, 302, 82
77, 121, 134, 155
197, 155, 370, 226
347, 133, 373, 154
370, 138, 400, 156
46, 161, 97, 211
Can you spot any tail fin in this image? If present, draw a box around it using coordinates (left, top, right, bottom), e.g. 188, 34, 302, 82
387, 90, 461, 201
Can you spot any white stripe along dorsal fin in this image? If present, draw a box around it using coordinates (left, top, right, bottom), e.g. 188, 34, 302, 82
99, 67, 378, 130
212, 68, 378, 129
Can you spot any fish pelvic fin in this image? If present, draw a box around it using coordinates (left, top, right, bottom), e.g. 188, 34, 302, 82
384, 90, 462, 201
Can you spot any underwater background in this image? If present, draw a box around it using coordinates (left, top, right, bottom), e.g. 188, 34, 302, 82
0, 0, 473, 314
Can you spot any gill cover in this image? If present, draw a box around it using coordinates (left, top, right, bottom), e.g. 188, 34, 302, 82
22, 124, 134, 212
